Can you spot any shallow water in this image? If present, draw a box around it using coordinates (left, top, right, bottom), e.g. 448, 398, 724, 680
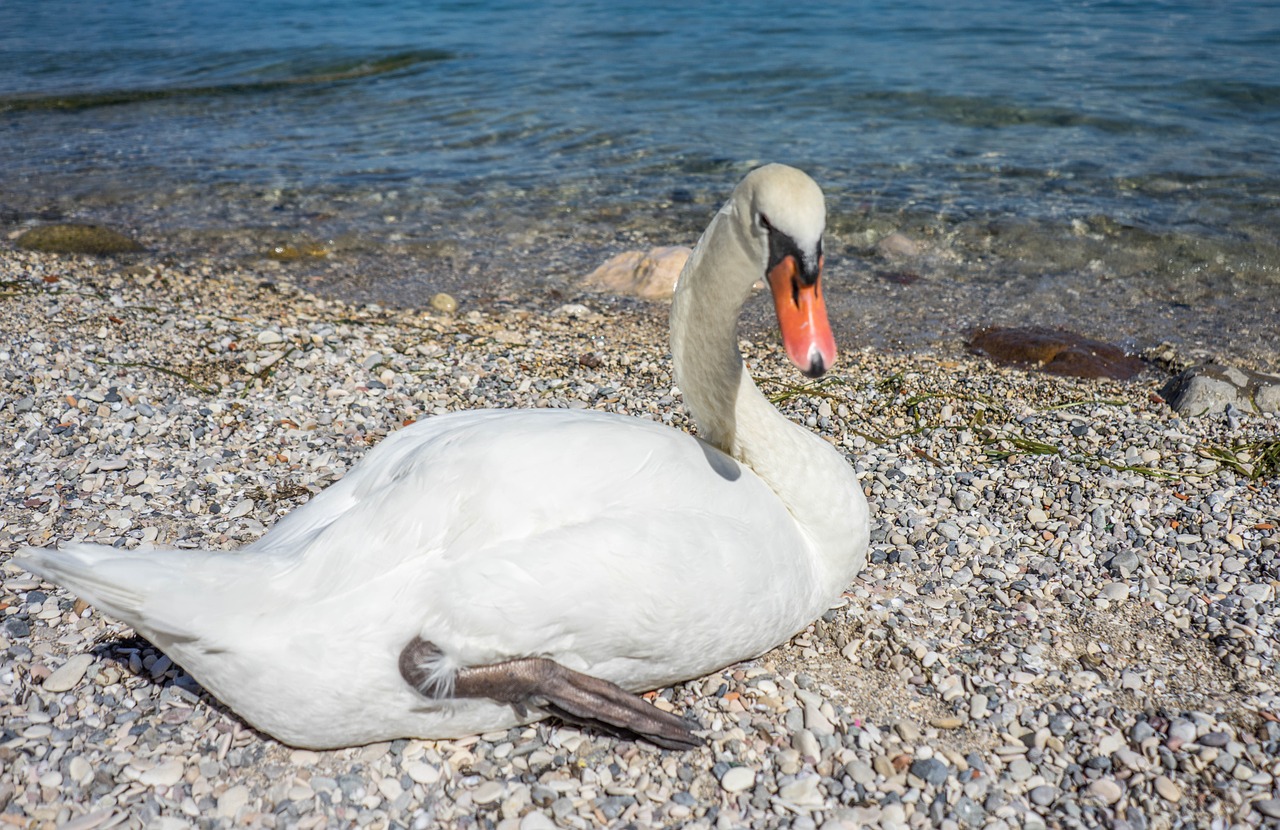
2, 0, 1278, 365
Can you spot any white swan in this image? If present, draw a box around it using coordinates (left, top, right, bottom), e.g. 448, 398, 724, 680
15, 164, 869, 750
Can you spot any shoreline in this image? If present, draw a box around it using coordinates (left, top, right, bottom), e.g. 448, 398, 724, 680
4, 189, 1279, 375
1, 247, 1278, 828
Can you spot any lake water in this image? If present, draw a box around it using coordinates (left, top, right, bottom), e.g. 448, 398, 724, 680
3, 0, 1278, 364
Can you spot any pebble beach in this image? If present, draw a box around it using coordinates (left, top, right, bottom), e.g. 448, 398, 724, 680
1, 245, 1279, 830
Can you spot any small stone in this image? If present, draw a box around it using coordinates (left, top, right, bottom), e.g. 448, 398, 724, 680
217, 784, 250, 818
954, 796, 984, 828
1089, 778, 1123, 805
1254, 799, 1280, 819
140, 760, 185, 788
1198, 731, 1229, 747
1107, 550, 1140, 577
472, 781, 505, 805
256, 330, 283, 344
845, 760, 875, 785
793, 728, 822, 761
930, 716, 964, 729
407, 758, 442, 783
1097, 732, 1126, 755
909, 757, 949, 787
1029, 785, 1057, 806
44, 654, 94, 692
1154, 775, 1182, 803
876, 232, 920, 259
778, 775, 821, 805
1007, 759, 1034, 782
520, 812, 557, 830
430, 293, 458, 314
1130, 721, 1156, 743
893, 720, 921, 743
969, 693, 988, 719
68, 756, 93, 787
804, 703, 835, 736
872, 755, 895, 778
1101, 582, 1129, 601
720, 766, 755, 793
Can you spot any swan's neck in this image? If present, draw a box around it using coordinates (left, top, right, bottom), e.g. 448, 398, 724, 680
670, 210, 861, 578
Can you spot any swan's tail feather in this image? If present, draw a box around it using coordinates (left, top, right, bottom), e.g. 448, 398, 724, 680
13, 543, 211, 642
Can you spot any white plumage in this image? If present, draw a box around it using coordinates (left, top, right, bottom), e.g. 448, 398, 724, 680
16, 164, 869, 749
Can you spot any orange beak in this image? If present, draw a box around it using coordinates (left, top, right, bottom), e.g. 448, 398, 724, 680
768, 254, 837, 378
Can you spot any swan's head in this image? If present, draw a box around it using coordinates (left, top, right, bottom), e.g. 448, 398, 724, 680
735, 164, 836, 379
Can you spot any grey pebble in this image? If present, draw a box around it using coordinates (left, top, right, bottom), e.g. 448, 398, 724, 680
1029, 785, 1057, 806
1255, 799, 1280, 819
909, 757, 949, 787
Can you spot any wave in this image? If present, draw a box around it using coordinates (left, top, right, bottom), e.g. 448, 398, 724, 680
0, 49, 452, 113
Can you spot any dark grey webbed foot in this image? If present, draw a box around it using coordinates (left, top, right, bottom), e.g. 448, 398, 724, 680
398, 637, 702, 750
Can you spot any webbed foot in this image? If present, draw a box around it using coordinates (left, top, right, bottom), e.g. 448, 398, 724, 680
399, 637, 701, 750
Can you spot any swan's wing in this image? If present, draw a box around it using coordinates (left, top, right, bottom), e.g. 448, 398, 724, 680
256, 408, 821, 680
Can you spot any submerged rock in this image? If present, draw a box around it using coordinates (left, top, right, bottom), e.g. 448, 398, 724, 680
585, 246, 691, 300
429, 292, 458, 315
968, 326, 1146, 380
264, 241, 329, 262
15, 223, 145, 256
875, 231, 921, 259
1160, 364, 1280, 416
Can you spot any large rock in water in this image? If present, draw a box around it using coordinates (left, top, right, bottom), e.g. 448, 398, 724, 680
967, 326, 1146, 380
15, 223, 145, 256
584, 246, 691, 300
1160, 364, 1280, 416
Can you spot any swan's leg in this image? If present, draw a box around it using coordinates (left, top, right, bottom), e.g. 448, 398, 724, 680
399, 637, 701, 750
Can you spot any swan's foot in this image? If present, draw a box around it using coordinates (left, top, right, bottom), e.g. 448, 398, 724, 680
399, 637, 702, 750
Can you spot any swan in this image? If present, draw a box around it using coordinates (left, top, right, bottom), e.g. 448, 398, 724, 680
15, 164, 870, 750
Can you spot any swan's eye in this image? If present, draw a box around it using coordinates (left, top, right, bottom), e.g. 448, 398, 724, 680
758, 214, 774, 232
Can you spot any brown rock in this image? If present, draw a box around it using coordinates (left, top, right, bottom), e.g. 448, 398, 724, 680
585, 246, 691, 300
16, 224, 145, 256
968, 326, 1145, 380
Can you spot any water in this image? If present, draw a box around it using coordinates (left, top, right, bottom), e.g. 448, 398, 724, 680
2, 0, 1278, 363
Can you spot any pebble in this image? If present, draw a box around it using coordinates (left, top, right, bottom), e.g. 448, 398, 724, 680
2, 247, 1278, 830
910, 757, 949, 787
430, 292, 458, 314
721, 767, 756, 793
1155, 775, 1183, 803
519, 813, 557, 830
140, 760, 186, 788
1255, 799, 1280, 819
1029, 785, 1057, 806
1108, 550, 1140, 577
778, 775, 822, 806
217, 784, 249, 818
1089, 778, 1123, 805
1101, 582, 1129, 601
472, 781, 505, 805
68, 756, 93, 787
43, 653, 94, 692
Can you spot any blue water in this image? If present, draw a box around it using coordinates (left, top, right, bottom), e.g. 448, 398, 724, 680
2, 0, 1279, 356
